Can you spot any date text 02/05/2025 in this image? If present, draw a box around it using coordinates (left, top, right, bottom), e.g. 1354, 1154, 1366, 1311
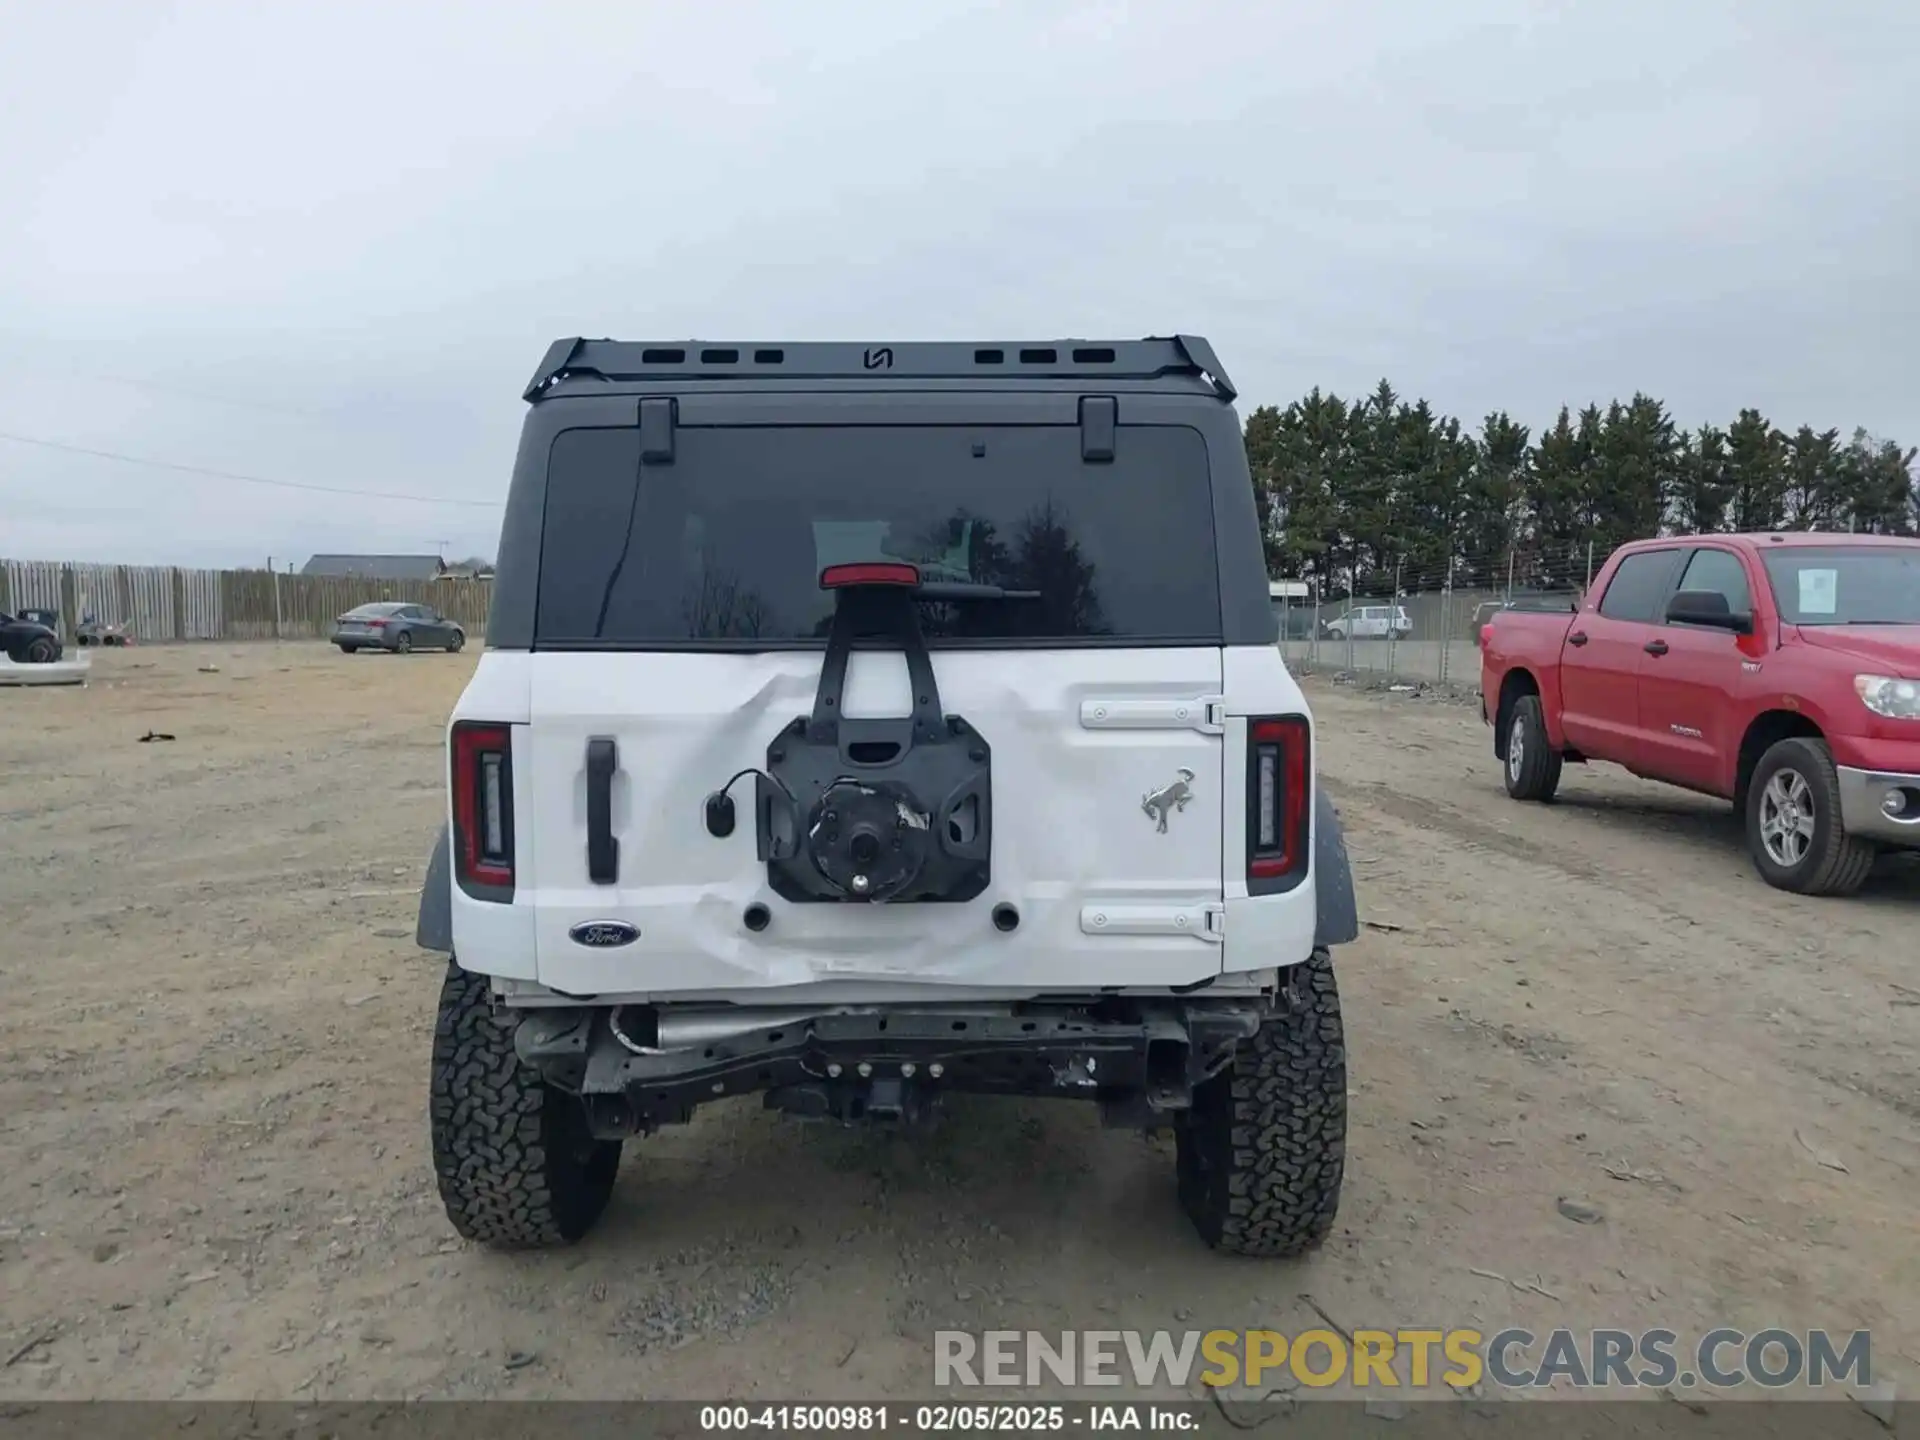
698, 1404, 1198, 1432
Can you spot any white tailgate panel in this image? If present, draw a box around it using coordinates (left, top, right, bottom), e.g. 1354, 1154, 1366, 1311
526, 648, 1225, 997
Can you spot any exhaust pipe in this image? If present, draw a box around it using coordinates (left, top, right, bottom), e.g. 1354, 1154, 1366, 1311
609, 1005, 830, 1055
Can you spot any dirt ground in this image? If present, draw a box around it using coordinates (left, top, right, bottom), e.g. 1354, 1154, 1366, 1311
0, 643, 1914, 1404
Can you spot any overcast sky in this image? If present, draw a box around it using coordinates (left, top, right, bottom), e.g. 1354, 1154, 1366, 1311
2, 0, 1914, 568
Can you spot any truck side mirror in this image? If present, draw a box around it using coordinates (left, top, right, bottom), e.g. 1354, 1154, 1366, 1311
1666, 589, 1752, 634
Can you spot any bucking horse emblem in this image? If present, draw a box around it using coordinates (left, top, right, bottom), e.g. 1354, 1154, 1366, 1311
1141, 768, 1196, 833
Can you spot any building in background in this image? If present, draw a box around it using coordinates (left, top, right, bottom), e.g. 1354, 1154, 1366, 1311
300, 553, 492, 581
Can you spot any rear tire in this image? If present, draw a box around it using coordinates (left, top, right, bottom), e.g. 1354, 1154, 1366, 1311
24, 636, 58, 664
1503, 694, 1562, 802
393, 630, 413, 654
1746, 738, 1876, 897
429, 961, 622, 1248
337, 644, 359, 654
1176, 948, 1346, 1258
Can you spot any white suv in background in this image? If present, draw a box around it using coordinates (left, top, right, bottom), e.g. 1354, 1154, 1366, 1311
1323, 604, 1413, 640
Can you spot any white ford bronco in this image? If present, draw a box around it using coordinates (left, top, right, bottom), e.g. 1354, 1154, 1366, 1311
415, 336, 1360, 1256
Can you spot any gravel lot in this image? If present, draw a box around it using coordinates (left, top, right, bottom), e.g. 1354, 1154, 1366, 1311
0, 644, 1914, 1403
1280, 637, 1486, 688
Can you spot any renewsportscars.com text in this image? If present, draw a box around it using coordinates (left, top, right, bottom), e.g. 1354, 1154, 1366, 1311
934, 1328, 1872, 1392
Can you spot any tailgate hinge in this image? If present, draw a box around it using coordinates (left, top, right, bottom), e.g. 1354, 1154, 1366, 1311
1079, 902, 1225, 944
1079, 694, 1226, 735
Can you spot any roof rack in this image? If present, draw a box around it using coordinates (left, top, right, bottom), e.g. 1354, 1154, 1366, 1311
521, 336, 1236, 404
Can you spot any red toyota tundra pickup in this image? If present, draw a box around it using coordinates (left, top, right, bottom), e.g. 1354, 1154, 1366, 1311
1479, 533, 1920, 895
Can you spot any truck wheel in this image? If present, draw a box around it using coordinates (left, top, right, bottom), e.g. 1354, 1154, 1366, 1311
1503, 694, 1562, 802
1746, 738, 1876, 897
24, 636, 59, 664
1176, 947, 1346, 1258
429, 961, 621, 1248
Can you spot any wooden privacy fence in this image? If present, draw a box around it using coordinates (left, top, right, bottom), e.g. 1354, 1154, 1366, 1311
1, 559, 493, 643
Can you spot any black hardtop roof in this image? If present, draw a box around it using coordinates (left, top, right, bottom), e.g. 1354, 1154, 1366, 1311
523, 336, 1236, 405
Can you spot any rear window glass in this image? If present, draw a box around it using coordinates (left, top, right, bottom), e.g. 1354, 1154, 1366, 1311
344, 603, 405, 617
534, 424, 1223, 646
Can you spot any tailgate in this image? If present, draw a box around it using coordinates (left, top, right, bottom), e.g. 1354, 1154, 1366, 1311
525, 647, 1226, 996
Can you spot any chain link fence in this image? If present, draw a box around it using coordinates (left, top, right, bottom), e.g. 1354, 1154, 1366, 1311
1273, 542, 1602, 693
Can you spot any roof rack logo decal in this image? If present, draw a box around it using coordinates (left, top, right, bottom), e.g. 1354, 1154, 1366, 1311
863, 346, 894, 370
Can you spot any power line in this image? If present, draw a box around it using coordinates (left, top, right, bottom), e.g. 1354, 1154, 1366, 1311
0, 430, 505, 508
0, 354, 336, 421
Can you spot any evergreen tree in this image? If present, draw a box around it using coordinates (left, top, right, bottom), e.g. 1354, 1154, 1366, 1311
1589, 394, 1677, 559
1424, 412, 1482, 590
1242, 403, 1289, 571
1244, 391, 1351, 591
1668, 425, 1732, 534
1781, 426, 1844, 530
1298, 390, 1361, 588
1245, 381, 1913, 582
1725, 409, 1788, 531
1346, 381, 1402, 592
1458, 413, 1529, 587
1386, 397, 1465, 590
1526, 408, 1588, 587
1837, 429, 1919, 535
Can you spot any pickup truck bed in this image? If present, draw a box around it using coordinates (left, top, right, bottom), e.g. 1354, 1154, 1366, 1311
1480, 533, 1920, 896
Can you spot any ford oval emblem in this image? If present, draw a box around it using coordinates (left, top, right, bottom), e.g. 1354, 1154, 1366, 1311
569, 920, 640, 948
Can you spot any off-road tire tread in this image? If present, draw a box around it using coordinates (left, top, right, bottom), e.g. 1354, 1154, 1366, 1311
1748, 738, 1876, 897
1178, 947, 1346, 1258
1505, 694, 1562, 802
429, 961, 620, 1249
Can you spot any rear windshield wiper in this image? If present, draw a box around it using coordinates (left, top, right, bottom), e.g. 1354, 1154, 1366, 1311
912, 582, 1042, 602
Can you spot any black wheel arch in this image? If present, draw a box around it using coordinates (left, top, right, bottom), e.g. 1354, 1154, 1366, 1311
1492, 667, 1541, 761
416, 824, 453, 952
1735, 709, 1825, 810
1312, 788, 1359, 949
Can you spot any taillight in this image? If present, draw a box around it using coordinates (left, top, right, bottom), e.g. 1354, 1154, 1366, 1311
451, 721, 514, 896
367, 618, 388, 628
1479, 624, 1493, 649
1247, 715, 1310, 889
